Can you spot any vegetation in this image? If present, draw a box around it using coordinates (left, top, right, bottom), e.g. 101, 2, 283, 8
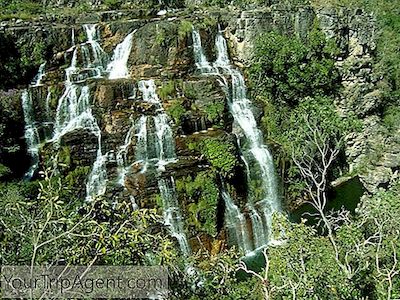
241, 179, 400, 299
250, 26, 352, 205
1, 0, 400, 299
250, 26, 340, 106
0, 169, 177, 266
166, 99, 186, 125
176, 172, 219, 236
199, 136, 238, 177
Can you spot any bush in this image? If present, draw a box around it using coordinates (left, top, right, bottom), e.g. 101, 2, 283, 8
200, 136, 238, 176
250, 26, 340, 106
177, 172, 219, 236
166, 99, 186, 125
104, 0, 123, 9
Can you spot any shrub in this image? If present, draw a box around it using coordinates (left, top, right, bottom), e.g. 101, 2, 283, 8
250, 26, 340, 106
200, 137, 238, 176
166, 99, 186, 125
177, 172, 219, 236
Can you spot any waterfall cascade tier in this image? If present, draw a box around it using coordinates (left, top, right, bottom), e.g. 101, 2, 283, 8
221, 191, 253, 253
192, 29, 280, 253
22, 62, 50, 179
115, 79, 189, 255
159, 177, 191, 256
51, 24, 108, 201
21, 90, 40, 179
31, 62, 46, 87
107, 30, 136, 79
22, 26, 139, 200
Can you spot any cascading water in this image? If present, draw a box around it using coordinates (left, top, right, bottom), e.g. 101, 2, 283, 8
221, 190, 253, 253
126, 79, 190, 255
137, 80, 177, 169
192, 28, 280, 252
116, 116, 136, 186
22, 62, 49, 179
22, 90, 40, 179
82, 24, 106, 75
107, 30, 136, 79
158, 177, 191, 256
52, 25, 108, 201
31, 62, 46, 87
191, 30, 214, 73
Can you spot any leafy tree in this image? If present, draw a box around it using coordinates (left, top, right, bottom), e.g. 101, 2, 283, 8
240, 179, 400, 299
250, 27, 340, 106
0, 169, 177, 267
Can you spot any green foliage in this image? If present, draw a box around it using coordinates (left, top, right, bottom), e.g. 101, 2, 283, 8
0, 89, 25, 176
155, 28, 166, 45
200, 137, 238, 176
243, 180, 400, 299
178, 20, 193, 40
0, 164, 11, 178
267, 216, 363, 299
0, 0, 42, 19
166, 99, 186, 125
262, 96, 359, 203
169, 246, 262, 299
189, 249, 263, 299
0, 35, 22, 89
250, 26, 340, 106
176, 172, 219, 236
197, 17, 218, 30
0, 169, 177, 267
67, 202, 178, 265
375, 0, 400, 101
204, 98, 225, 123
104, 0, 123, 9
159, 80, 176, 100
20, 39, 46, 69
383, 105, 400, 133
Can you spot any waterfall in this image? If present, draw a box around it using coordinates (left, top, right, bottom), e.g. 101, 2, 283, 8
81, 24, 107, 78
214, 32, 230, 67
116, 116, 136, 186
22, 90, 40, 179
192, 29, 280, 251
159, 177, 191, 256
52, 25, 108, 201
31, 62, 46, 86
22, 62, 50, 179
125, 79, 190, 255
137, 80, 177, 169
107, 30, 136, 79
191, 30, 214, 73
221, 191, 253, 253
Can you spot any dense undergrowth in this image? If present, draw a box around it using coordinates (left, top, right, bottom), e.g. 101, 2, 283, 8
0, 0, 399, 299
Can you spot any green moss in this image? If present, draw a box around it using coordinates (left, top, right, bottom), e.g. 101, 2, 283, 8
197, 16, 218, 30
155, 28, 166, 46
104, 0, 123, 9
166, 99, 186, 125
0, 164, 11, 179
58, 146, 71, 168
183, 83, 198, 99
65, 166, 90, 187
159, 81, 176, 100
204, 98, 225, 123
383, 105, 400, 132
176, 172, 219, 236
178, 20, 193, 40
200, 137, 238, 176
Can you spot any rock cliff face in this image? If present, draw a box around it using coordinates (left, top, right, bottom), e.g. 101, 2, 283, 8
1, 4, 398, 251
224, 5, 399, 193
